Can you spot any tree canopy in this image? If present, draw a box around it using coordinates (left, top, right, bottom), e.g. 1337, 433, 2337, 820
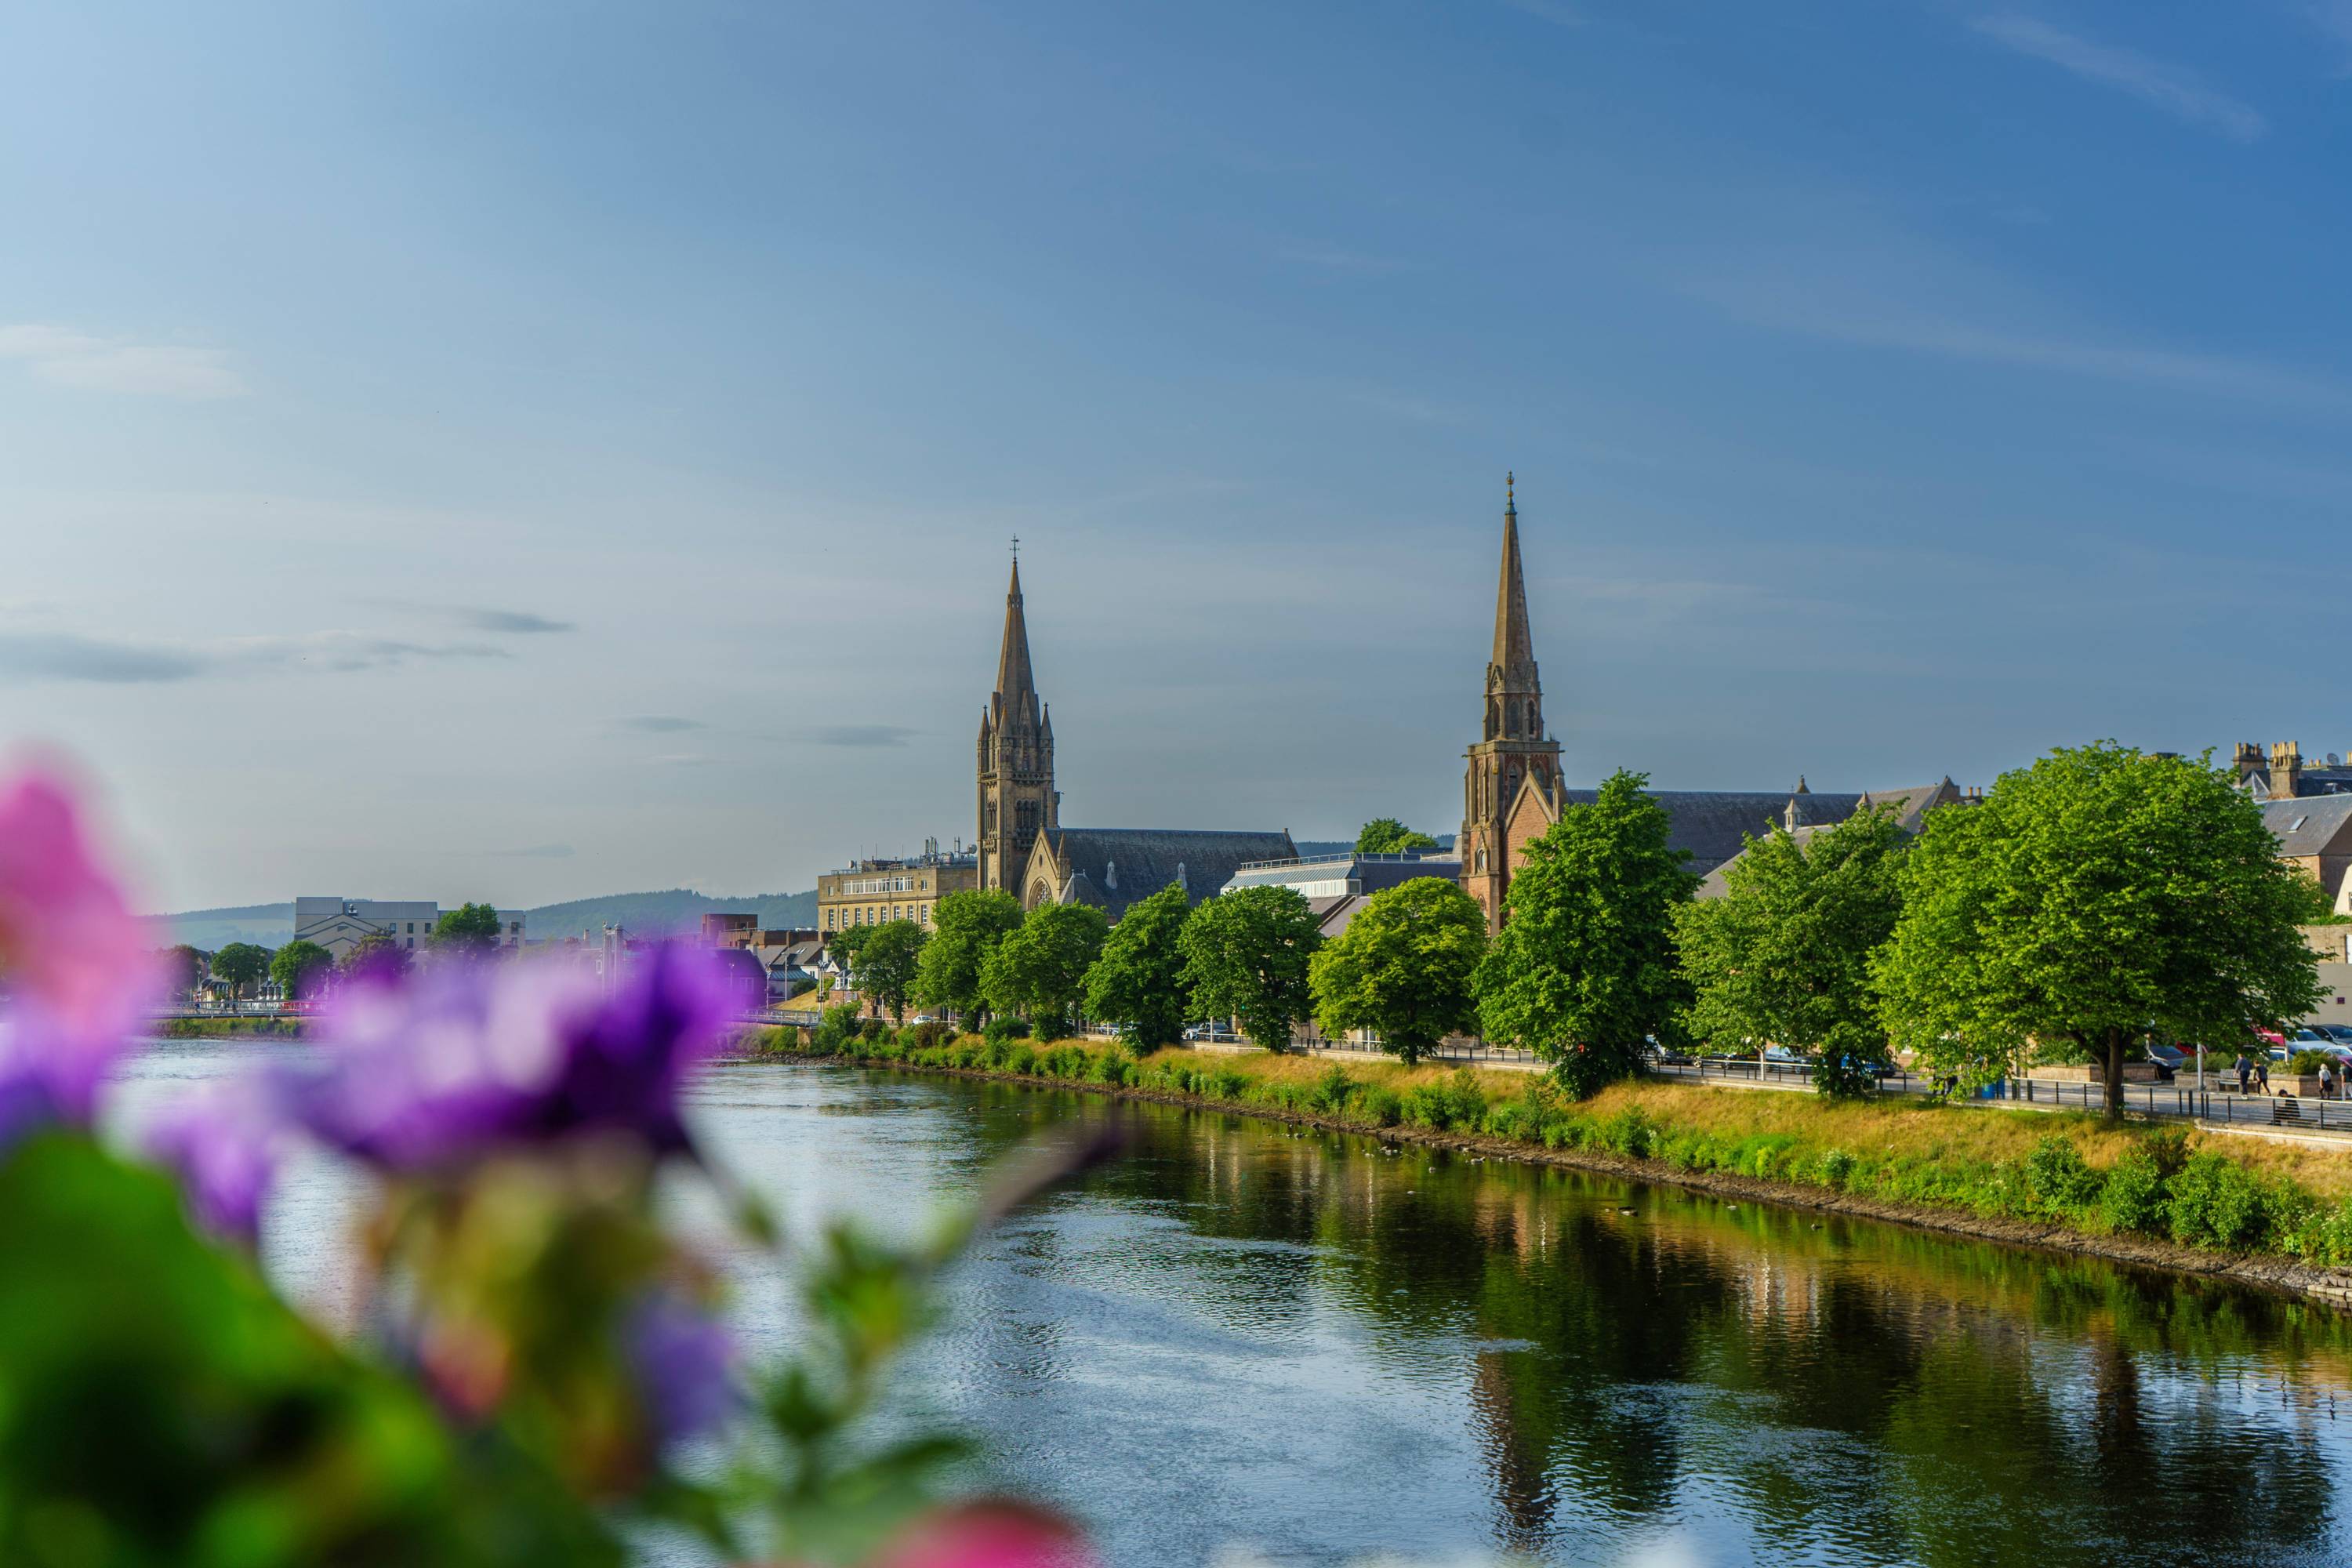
856, 920, 930, 1025
1477, 770, 1697, 1096
1873, 742, 2324, 1116
913, 890, 1025, 1022
339, 932, 413, 986
430, 902, 505, 959
1082, 884, 1193, 1051
1308, 877, 1487, 1065
209, 942, 271, 1007
982, 903, 1109, 1039
1177, 885, 1323, 1051
1675, 805, 1908, 1098
827, 922, 874, 977
162, 945, 208, 999
1354, 818, 1440, 856
270, 940, 335, 1002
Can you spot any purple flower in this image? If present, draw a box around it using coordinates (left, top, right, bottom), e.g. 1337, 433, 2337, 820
145, 1073, 287, 1245
293, 942, 731, 1171
0, 767, 157, 1146
625, 1290, 738, 1446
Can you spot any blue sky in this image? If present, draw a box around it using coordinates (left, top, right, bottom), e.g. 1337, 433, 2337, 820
5, 1, 2350, 911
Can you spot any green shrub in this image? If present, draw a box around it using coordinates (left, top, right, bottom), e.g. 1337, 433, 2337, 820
1596, 1108, 1653, 1159
982, 1017, 1031, 1054
1359, 1087, 1403, 1127
1399, 1085, 1451, 1130
1006, 1043, 1037, 1075
2025, 1134, 2103, 1216
858, 1018, 888, 1046
2168, 1152, 2274, 1252
2100, 1148, 2167, 1236
906, 1021, 952, 1053
2289, 1049, 2335, 1076
1311, 1065, 1353, 1116
812, 1004, 861, 1055
1816, 1149, 1856, 1189
2285, 1196, 2352, 1267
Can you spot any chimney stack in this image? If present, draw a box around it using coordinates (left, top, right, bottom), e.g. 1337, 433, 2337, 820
2233, 742, 2263, 785
2270, 740, 2303, 801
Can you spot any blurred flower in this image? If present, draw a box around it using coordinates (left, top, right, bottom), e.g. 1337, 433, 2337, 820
0, 767, 156, 1145
868, 1502, 1098, 1568
144, 1073, 288, 1245
625, 1288, 737, 1446
294, 942, 730, 1170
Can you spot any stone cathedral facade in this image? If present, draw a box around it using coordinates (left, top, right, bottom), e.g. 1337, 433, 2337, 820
1458, 477, 1563, 929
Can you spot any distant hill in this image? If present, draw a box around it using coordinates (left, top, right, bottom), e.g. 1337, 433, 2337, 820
148, 887, 820, 952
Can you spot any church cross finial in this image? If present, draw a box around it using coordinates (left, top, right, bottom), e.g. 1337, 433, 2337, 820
1011, 535, 1020, 560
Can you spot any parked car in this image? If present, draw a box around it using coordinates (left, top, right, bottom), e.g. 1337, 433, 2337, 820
2268, 1027, 2352, 1063
2312, 1024, 2352, 1048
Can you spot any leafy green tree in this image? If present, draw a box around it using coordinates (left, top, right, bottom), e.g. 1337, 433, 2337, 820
1874, 742, 2325, 1118
209, 942, 271, 1012
1477, 770, 1698, 1096
827, 922, 873, 976
270, 939, 335, 1003
982, 903, 1108, 1039
1308, 877, 1487, 1065
1675, 805, 1908, 1098
1178, 885, 1323, 1051
913, 890, 1025, 1023
1082, 884, 1193, 1050
340, 932, 414, 985
856, 919, 929, 1025
162, 945, 208, 1001
1355, 818, 1439, 855
430, 902, 506, 959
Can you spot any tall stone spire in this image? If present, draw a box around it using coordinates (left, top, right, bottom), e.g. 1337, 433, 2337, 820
1492, 471, 1534, 674
992, 557, 1041, 730
977, 546, 1056, 893
1459, 474, 1563, 931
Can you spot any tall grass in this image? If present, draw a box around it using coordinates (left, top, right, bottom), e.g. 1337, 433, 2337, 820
786, 1027, 2352, 1270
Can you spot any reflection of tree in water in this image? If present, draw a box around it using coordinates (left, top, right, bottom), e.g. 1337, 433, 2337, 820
941, 1080, 2350, 1563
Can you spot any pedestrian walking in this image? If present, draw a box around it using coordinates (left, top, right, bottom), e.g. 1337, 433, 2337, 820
2256, 1055, 2271, 1094
2235, 1052, 2252, 1095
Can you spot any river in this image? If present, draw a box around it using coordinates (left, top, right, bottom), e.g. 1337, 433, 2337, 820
113, 1041, 2352, 1567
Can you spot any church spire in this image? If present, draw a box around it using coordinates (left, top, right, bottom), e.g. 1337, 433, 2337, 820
993, 554, 1041, 729
1491, 473, 1535, 675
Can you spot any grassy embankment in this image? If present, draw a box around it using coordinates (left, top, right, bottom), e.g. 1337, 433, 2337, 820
156, 1016, 307, 1039
739, 1021, 2352, 1272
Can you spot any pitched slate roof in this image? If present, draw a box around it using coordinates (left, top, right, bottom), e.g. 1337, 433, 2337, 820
1551, 789, 1860, 877
2264, 795, 2352, 858
1036, 827, 1298, 920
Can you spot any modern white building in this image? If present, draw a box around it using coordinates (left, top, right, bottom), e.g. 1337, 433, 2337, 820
292, 897, 528, 960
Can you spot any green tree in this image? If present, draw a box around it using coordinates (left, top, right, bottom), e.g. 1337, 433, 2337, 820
1477, 770, 1698, 1097
430, 902, 505, 959
982, 903, 1108, 1039
1177, 885, 1323, 1052
340, 931, 413, 985
856, 919, 929, 1025
1873, 742, 2325, 1119
162, 945, 208, 1001
827, 923, 873, 977
1308, 877, 1487, 1066
913, 890, 1025, 1023
1082, 884, 1193, 1050
209, 942, 271, 1012
270, 939, 335, 1002
1354, 818, 1440, 855
1675, 805, 1909, 1098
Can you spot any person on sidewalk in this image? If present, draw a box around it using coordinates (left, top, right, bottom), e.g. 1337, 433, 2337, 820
2256, 1055, 2272, 1094
2235, 1052, 2252, 1095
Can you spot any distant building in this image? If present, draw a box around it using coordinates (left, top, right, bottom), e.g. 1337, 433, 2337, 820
699, 912, 759, 949
292, 897, 526, 960
974, 549, 1294, 918
1690, 780, 1968, 899
817, 845, 980, 934
1221, 849, 1461, 902
2233, 741, 2352, 801
2264, 796, 2352, 910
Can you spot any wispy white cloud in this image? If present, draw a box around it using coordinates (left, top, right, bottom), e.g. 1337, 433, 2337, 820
1968, 15, 2267, 143
0, 627, 510, 684
0, 325, 249, 399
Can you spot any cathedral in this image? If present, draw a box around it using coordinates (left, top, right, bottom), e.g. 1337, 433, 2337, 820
1458, 480, 1960, 929
977, 557, 1295, 917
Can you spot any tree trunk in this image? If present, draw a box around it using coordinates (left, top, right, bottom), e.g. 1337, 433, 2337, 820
2103, 1026, 2125, 1120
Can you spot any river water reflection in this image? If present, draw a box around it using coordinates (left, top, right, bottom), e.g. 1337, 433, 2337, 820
115, 1044, 2352, 1566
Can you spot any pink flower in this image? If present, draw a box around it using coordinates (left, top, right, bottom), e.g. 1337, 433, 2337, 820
0, 767, 156, 1142
866, 1504, 1098, 1568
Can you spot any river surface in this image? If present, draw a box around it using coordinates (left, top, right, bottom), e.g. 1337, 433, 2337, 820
114, 1042, 2352, 1567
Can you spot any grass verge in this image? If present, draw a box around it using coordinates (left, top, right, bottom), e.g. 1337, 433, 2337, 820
154, 1016, 308, 1039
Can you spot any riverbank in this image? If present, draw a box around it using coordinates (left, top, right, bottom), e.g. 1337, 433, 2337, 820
154, 1015, 308, 1039
738, 1024, 2352, 1306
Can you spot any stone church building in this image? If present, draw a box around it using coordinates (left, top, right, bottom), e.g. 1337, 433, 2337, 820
1457, 480, 1961, 927
977, 557, 1294, 918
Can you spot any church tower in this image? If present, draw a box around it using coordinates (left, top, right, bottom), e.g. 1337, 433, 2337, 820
977, 554, 1058, 891
1460, 474, 1562, 929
